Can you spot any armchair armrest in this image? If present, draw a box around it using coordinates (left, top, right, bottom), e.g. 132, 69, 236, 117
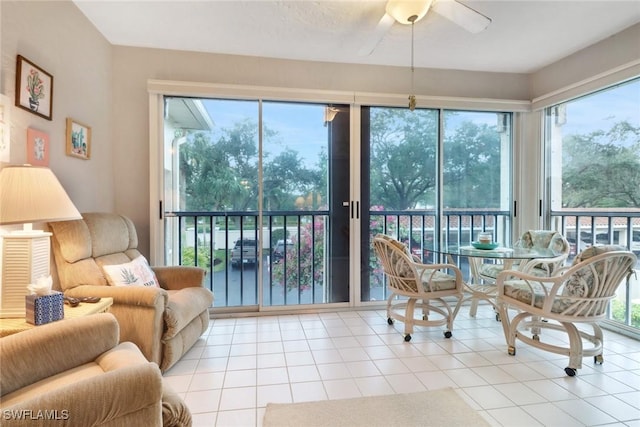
0, 314, 119, 397
152, 266, 206, 291
64, 285, 167, 366
2, 363, 163, 427
65, 284, 168, 308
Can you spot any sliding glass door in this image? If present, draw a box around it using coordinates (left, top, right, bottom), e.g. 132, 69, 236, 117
162, 97, 350, 309
362, 107, 513, 300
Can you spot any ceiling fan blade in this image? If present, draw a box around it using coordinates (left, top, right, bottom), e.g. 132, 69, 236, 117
358, 13, 395, 56
431, 0, 491, 33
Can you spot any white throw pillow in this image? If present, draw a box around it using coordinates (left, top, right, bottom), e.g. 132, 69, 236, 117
102, 256, 159, 287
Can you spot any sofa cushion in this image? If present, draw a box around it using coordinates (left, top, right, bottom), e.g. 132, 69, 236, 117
102, 256, 160, 288
163, 288, 214, 340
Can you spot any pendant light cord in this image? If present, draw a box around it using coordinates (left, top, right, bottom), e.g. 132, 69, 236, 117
408, 15, 417, 111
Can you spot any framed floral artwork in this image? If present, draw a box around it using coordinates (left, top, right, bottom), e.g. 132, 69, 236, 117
26, 128, 49, 166
15, 55, 53, 121
66, 118, 91, 160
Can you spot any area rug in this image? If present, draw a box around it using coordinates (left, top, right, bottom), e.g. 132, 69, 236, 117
262, 388, 489, 427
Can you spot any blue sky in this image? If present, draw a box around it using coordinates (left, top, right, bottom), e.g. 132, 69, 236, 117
203, 99, 327, 168
201, 78, 639, 165
563, 79, 640, 135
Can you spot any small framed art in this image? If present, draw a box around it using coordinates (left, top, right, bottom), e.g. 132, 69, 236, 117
66, 118, 91, 160
15, 55, 53, 121
26, 128, 49, 166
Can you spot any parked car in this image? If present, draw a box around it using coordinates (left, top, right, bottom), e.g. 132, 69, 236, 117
230, 238, 258, 268
272, 239, 293, 263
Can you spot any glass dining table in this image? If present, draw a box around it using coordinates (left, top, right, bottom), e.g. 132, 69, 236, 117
430, 243, 557, 319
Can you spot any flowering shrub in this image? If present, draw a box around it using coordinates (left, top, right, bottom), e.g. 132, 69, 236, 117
271, 219, 325, 292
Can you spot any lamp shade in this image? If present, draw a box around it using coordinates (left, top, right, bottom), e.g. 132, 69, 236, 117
0, 165, 81, 226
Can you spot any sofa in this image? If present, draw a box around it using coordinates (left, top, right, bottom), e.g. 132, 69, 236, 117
0, 313, 169, 426
49, 212, 214, 372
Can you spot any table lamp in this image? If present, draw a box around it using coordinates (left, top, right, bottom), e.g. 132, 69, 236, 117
0, 164, 81, 317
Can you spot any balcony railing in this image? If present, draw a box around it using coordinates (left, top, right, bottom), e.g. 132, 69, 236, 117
163, 209, 639, 334
551, 210, 640, 331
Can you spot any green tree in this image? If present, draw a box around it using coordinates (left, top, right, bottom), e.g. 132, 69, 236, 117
443, 121, 503, 208
562, 121, 640, 208
180, 119, 325, 213
369, 108, 438, 210
263, 149, 323, 210
178, 120, 263, 212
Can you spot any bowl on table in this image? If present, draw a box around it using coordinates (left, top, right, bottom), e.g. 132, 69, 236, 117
471, 241, 499, 250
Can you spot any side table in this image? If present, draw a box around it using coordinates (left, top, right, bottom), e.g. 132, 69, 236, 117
0, 297, 113, 337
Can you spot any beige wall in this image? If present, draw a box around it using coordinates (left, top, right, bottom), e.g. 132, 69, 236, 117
531, 22, 640, 102
1, 0, 114, 216
3, 1, 639, 258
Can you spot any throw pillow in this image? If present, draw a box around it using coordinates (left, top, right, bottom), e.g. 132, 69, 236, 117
102, 256, 160, 287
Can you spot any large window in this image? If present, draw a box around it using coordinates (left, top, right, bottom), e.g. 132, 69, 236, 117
152, 83, 520, 313
363, 107, 513, 300
545, 77, 640, 332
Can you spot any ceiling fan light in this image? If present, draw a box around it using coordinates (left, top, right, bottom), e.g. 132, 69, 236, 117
386, 0, 434, 25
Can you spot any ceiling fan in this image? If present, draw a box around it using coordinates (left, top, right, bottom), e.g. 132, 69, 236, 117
359, 0, 492, 56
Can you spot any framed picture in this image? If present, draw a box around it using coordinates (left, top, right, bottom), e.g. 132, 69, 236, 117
66, 118, 91, 160
15, 55, 53, 121
26, 128, 50, 166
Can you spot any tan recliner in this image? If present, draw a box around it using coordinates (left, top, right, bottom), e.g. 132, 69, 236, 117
49, 212, 214, 372
0, 313, 165, 426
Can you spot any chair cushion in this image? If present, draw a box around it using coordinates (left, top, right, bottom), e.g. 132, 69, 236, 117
479, 264, 549, 280
564, 245, 627, 297
420, 271, 457, 291
517, 230, 569, 255
163, 287, 213, 340
502, 280, 573, 313
84, 213, 138, 257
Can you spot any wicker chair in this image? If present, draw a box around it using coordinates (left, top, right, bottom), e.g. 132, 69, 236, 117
373, 234, 464, 342
496, 245, 636, 376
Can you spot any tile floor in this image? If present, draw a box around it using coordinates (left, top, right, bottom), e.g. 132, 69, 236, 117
163, 304, 640, 427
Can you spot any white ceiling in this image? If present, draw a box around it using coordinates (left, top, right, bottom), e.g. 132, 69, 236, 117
73, 0, 640, 74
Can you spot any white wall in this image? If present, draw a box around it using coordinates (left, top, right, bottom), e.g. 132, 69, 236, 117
0, 0, 114, 216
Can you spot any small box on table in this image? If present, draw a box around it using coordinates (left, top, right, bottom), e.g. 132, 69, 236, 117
25, 291, 64, 325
